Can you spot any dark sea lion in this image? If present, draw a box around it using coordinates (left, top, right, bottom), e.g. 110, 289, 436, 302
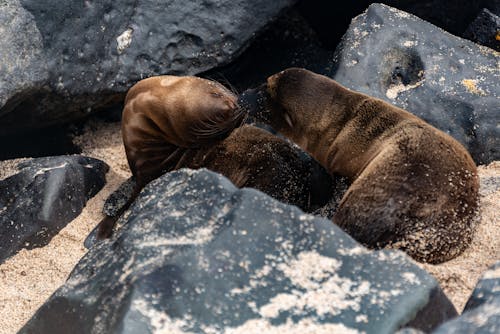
240, 67, 480, 264
96, 75, 332, 239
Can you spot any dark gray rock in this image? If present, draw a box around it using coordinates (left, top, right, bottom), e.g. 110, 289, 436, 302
464, 8, 500, 51
0, 0, 297, 135
330, 3, 500, 164
431, 261, 500, 333
204, 8, 334, 92
0, 155, 108, 263
102, 176, 137, 218
396, 328, 425, 334
297, 0, 494, 50
431, 299, 500, 334
21, 169, 456, 334
0, 0, 47, 120
464, 261, 500, 312
380, 0, 493, 37
484, 1, 500, 17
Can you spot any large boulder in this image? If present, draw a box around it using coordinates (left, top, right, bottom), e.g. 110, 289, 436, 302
20, 169, 456, 334
0, 155, 108, 263
0, 0, 297, 135
330, 3, 500, 164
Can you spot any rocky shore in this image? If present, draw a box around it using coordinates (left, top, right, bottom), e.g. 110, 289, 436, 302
0, 1, 498, 333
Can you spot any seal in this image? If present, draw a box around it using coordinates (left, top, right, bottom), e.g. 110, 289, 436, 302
241, 67, 480, 264
121, 75, 246, 188
97, 75, 246, 239
96, 75, 332, 239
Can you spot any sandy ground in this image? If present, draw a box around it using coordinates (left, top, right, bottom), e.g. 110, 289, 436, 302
0, 118, 498, 333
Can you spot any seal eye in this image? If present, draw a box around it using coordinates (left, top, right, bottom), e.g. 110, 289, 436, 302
211, 92, 223, 98
283, 111, 293, 128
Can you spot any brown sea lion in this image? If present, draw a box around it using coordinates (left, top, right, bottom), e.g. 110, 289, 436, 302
96, 75, 332, 239
240, 67, 480, 264
121, 75, 245, 188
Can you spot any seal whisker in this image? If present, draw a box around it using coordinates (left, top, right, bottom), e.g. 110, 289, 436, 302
284, 112, 293, 128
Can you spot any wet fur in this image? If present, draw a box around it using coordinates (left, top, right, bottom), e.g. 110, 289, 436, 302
249, 68, 479, 264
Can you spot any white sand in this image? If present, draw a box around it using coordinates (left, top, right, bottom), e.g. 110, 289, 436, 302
0, 118, 498, 333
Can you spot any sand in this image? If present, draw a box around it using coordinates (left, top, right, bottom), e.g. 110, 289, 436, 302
0, 118, 498, 333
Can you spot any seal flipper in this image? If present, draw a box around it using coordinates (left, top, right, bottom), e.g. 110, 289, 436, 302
84, 177, 141, 248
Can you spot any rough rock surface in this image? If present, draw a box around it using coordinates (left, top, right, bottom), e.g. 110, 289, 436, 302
0, 0, 297, 135
463, 261, 500, 312
102, 176, 137, 218
330, 3, 500, 164
431, 261, 500, 333
432, 301, 499, 333
21, 169, 456, 334
204, 8, 334, 92
464, 8, 500, 52
0, 155, 108, 263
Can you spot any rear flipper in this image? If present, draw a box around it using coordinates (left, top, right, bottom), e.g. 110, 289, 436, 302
84, 177, 141, 248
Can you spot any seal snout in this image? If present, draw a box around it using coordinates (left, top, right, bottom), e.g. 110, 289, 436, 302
238, 84, 271, 123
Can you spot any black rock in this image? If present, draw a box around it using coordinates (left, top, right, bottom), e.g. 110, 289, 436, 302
102, 176, 137, 218
0, 0, 297, 135
21, 169, 456, 334
379, 0, 492, 37
297, 0, 494, 50
464, 8, 500, 51
0, 155, 108, 263
330, 3, 500, 164
203, 8, 333, 92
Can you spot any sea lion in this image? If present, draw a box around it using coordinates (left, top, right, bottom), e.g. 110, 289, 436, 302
121, 75, 245, 188
96, 75, 332, 239
240, 67, 480, 264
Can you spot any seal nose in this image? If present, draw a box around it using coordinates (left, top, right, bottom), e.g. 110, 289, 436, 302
237, 83, 269, 122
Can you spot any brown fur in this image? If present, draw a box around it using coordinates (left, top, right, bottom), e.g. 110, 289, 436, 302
246, 68, 479, 264
97, 75, 329, 239
182, 124, 323, 210
121, 75, 245, 188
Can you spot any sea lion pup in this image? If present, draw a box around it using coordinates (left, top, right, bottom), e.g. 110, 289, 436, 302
96, 75, 332, 239
240, 68, 479, 264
